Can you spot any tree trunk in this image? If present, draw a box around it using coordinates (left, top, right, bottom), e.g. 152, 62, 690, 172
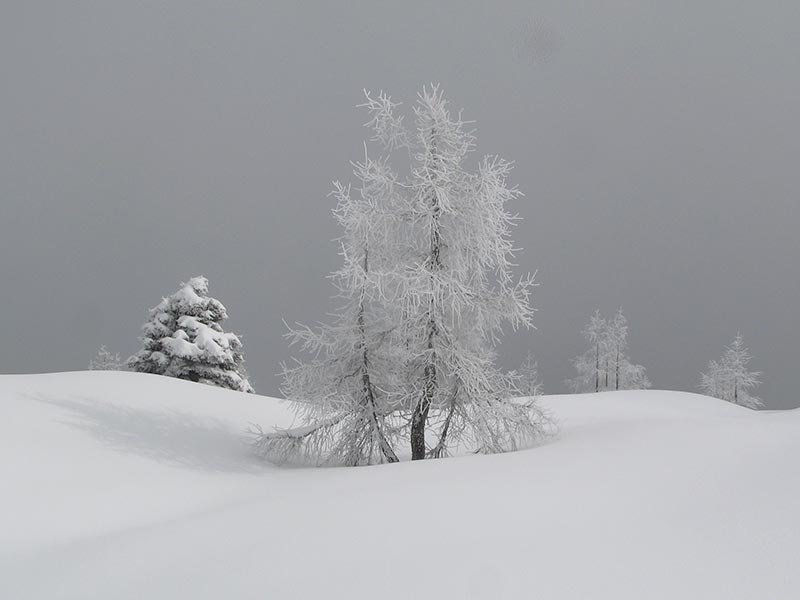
361, 358, 398, 463
595, 343, 600, 392
412, 341, 435, 460
429, 383, 459, 458
412, 301, 437, 460
411, 129, 442, 460
615, 346, 620, 391
358, 249, 398, 463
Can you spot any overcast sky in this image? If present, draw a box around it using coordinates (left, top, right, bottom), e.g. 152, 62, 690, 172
1, 1, 798, 408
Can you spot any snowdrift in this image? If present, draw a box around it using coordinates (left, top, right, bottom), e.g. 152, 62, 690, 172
1, 372, 798, 599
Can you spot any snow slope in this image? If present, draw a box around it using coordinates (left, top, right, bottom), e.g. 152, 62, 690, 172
1, 372, 798, 599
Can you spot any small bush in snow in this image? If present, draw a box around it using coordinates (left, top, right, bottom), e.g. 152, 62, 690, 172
89, 345, 125, 371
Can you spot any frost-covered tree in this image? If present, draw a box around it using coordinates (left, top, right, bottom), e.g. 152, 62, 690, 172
700, 333, 762, 409
89, 345, 124, 371
364, 86, 546, 459
515, 351, 543, 397
606, 309, 651, 390
255, 86, 548, 464
568, 311, 607, 393
568, 309, 650, 392
128, 276, 253, 393
617, 359, 651, 391
254, 175, 402, 466
606, 310, 627, 390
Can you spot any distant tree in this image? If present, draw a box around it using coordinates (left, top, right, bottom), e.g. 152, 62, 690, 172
617, 359, 651, 391
568, 309, 650, 392
568, 310, 608, 393
516, 351, 543, 397
607, 309, 627, 390
700, 333, 762, 409
89, 345, 124, 371
128, 276, 254, 393
606, 309, 651, 391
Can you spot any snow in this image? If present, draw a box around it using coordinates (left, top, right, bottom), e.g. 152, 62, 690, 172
1, 372, 798, 599
171, 276, 214, 313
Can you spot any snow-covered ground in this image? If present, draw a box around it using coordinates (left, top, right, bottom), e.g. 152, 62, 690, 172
1, 372, 797, 599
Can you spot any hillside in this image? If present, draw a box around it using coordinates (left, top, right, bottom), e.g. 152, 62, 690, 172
1, 372, 797, 599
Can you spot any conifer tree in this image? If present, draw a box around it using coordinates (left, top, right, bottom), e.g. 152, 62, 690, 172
128, 277, 253, 393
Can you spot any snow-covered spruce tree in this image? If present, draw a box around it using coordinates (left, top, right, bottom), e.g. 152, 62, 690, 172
568, 309, 650, 392
364, 86, 546, 459
127, 294, 176, 376
253, 170, 403, 466
700, 333, 762, 409
516, 351, 543, 397
127, 277, 253, 393
89, 345, 124, 371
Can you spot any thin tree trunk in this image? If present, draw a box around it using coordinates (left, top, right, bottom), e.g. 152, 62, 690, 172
358, 249, 398, 463
429, 383, 458, 458
411, 131, 442, 460
361, 357, 397, 462
412, 279, 438, 459
595, 342, 600, 393
615, 346, 620, 391
411, 333, 435, 460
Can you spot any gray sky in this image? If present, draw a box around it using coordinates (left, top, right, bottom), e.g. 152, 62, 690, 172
1, 1, 798, 408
